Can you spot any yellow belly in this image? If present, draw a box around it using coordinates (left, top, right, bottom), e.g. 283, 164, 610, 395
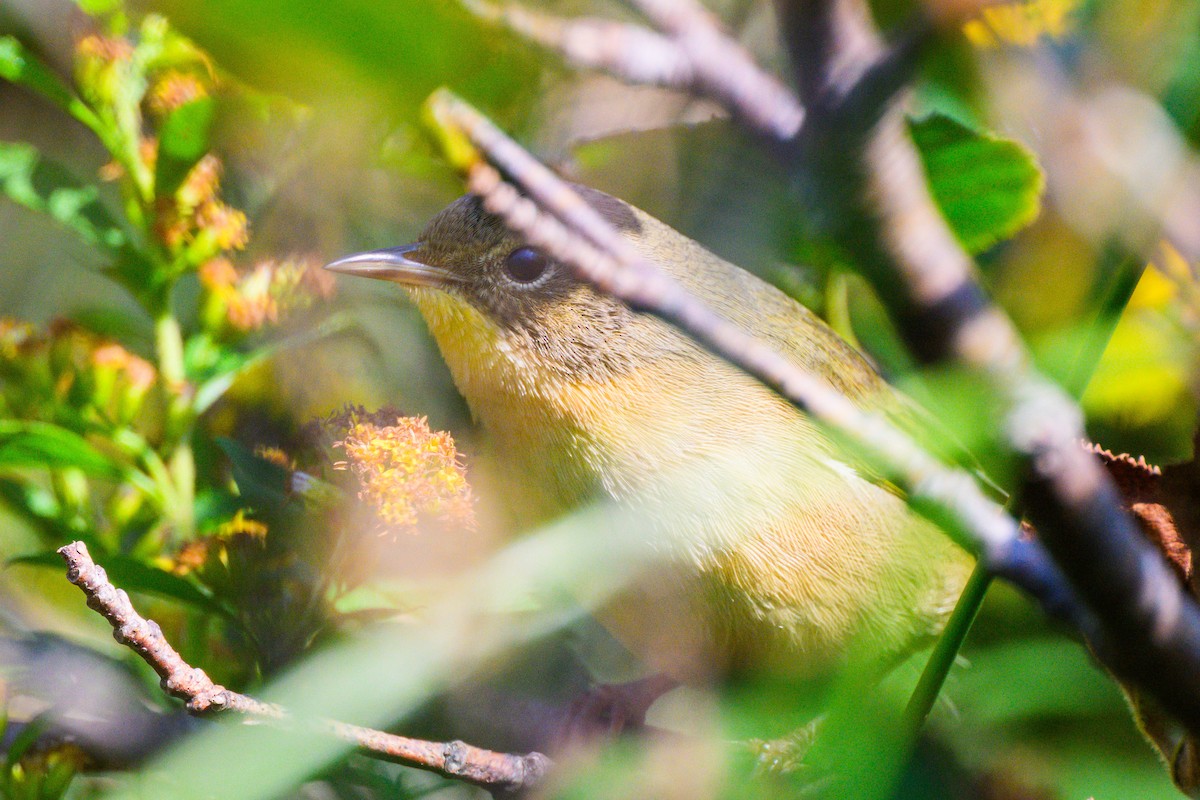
413, 286, 972, 682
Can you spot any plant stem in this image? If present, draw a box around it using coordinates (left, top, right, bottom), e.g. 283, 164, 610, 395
154, 312, 196, 539
899, 250, 1143, 744
901, 563, 990, 734
825, 271, 861, 349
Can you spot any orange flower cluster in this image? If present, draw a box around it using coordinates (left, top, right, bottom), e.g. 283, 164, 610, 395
146, 70, 208, 117
154, 154, 249, 258
326, 406, 475, 534
200, 255, 335, 332
75, 34, 134, 63
74, 33, 134, 110
0, 319, 156, 426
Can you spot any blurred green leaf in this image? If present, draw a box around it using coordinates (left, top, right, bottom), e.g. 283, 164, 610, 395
217, 437, 290, 512
0, 36, 80, 116
1, 714, 45, 765
0, 142, 126, 251
9, 549, 229, 617
0, 478, 66, 539
154, 95, 215, 199
155, 0, 543, 125
911, 113, 1044, 255
0, 421, 119, 477
70, 306, 154, 353
76, 0, 125, 14
952, 637, 1124, 726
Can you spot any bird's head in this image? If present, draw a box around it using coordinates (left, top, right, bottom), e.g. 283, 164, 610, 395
325, 188, 685, 392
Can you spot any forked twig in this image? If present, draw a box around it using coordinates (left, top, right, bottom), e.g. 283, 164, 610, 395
463, 0, 803, 139
56, 541, 551, 795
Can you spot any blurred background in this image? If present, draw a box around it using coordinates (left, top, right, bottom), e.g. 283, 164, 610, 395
0, 0, 1198, 797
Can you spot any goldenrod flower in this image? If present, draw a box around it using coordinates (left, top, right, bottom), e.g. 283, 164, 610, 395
325, 406, 474, 533
206, 256, 335, 332
147, 70, 209, 117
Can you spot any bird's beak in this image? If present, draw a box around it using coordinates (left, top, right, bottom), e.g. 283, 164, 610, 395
323, 243, 456, 288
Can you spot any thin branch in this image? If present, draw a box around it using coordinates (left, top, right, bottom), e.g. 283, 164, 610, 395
464, 1, 696, 88
776, 0, 1200, 735
424, 89, 1084, 632
463, 0, 804, 140
56, 541, 551, 795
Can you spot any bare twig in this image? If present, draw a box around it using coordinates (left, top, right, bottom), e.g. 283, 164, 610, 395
465, 2, 695, 88
463, 0, 804, 139
776, 0, 1200, 735
424, 89, 1084, 631
56, 541, 551, 795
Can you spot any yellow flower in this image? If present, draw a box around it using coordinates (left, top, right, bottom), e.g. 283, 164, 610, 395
254, 445, 294, 470
217, 509, 270, 539
963, 0, 1079, 48
325, 406, 475, 533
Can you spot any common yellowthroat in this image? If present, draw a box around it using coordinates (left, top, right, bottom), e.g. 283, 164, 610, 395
326, 186, 972, 683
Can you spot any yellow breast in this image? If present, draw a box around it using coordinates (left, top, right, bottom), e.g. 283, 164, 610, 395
412, 284, 971, 680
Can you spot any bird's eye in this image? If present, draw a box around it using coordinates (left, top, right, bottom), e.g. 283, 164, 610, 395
502, 247, 550, 284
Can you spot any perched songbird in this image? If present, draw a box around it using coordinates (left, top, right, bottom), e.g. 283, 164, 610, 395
326, 186, 972, 684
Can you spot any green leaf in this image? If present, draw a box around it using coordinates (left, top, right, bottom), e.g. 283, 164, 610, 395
0, 421, 119, 477
9, 549, 229, 617
0, 37, 79, 114
911, 112, 1045, 255
155, 95, 216, 199
0, 142, 126, 251
217, 437, 290, 512
2, 715, 45, 765
69, 306, 154, 353
75, 0, 124, 15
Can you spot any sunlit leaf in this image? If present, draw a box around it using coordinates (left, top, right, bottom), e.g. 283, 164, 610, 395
75, 0, 124, 14
154, 0, 542, 124
0, 142, 126, 250
0, 421, 119, 477
911, 112, 1044, 255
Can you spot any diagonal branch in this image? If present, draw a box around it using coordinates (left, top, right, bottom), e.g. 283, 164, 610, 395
463, 0, 804, 140
56, 541, 551, 795
424, 89, 1085, 633
776, 0, 1200, 736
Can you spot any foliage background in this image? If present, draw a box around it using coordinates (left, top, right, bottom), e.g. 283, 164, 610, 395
0, 0, 1197, 798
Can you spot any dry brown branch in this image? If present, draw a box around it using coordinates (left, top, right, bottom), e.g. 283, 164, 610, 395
464, 0, 803, 139
1090, 443, 1200, 793
56, 541, 551, 795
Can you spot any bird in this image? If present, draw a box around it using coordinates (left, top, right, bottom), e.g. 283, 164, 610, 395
325, 185, 973, 687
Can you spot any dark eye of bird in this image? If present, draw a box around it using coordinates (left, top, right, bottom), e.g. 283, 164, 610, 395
502, 247, 550, 284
